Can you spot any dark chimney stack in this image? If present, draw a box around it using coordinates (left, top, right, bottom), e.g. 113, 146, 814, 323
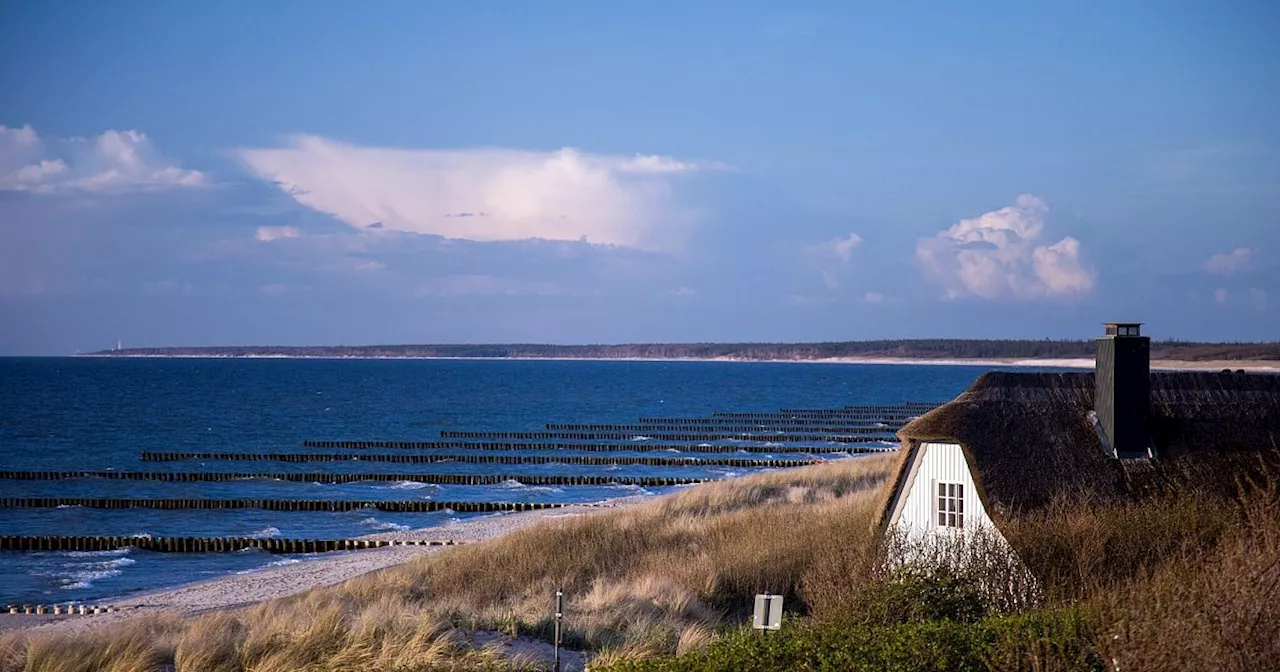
1095, 323, 1152, 458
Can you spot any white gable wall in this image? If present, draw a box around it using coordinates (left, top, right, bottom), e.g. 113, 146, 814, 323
890, 442, 1003, 544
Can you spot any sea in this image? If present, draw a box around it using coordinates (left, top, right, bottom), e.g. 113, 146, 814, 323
0, 357, 1009, 605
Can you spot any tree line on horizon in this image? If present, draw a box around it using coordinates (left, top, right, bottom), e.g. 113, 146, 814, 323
87, 339, 1280, 361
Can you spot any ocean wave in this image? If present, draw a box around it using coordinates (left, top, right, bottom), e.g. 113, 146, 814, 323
62, 548, 132, 559
234, 557, 301, 574
250, 526, 281, 539
57, 566, 127, 590
64, 557, 136, 571
499, 480, 564, 493
379, 480, 436, 490
359, 516, 410, 532
608, 484, 654, 495
630, 436, 653, 441
55, 504, 84, 509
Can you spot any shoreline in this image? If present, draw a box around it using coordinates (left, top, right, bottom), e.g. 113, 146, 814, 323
69, 353, 1280, 372
0, 499, 643, 637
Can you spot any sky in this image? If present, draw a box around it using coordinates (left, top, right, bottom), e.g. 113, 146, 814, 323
1, 1, 1277, 354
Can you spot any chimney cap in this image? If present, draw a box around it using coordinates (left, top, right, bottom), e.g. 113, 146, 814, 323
1103, 323, 1143, 337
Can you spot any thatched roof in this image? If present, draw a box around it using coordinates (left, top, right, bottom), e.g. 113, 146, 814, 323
878, 371, 1280, 529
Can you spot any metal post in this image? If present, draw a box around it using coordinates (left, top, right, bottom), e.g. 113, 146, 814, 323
553, 589, 563, 672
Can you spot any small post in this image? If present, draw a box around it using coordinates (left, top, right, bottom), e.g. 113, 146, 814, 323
553, 589, 564, 672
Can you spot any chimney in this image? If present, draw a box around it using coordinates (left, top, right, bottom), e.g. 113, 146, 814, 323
1095, 323, 1152, 458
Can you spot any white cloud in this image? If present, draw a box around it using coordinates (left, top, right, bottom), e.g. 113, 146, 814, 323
234, 136, 713, 250
863, 291, 885, 303
618, 154, 728, 174
916, 195, 1093, 300
806, 233, 863, 290
255, 225, 300, 242
1251, 288, 1268, 312
665, 286, 697, 297
808, 233, 863, 264
1203, 248, 1253, 275
259, 283, 289, 297
0, 125, 205, 194
1214, 288, 1230, 304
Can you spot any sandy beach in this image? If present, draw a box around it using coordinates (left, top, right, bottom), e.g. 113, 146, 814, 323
0, 500, 636, 639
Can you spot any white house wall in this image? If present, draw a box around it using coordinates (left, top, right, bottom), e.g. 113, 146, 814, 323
892, 442, 1003, 543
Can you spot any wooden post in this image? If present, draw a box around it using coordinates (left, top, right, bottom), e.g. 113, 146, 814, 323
553, 589, 564, 672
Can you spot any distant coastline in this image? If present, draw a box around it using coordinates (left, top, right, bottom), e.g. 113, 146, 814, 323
78, 340, 1280, 371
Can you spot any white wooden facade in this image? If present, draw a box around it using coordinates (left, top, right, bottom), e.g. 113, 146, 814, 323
887, 441, 1005, 545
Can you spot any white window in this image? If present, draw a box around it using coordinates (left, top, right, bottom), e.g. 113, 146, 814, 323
937, 482, 964, 528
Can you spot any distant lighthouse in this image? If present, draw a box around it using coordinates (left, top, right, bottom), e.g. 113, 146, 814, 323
115, 338, 122, 352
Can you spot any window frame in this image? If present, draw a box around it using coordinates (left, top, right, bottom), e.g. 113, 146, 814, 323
936, 481, 964, 529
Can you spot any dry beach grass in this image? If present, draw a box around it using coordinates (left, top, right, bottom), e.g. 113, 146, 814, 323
1, 455, 895, 670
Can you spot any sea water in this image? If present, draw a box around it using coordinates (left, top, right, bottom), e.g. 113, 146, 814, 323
1, 357, 1002, 603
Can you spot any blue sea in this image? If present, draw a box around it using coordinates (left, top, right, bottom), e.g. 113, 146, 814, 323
0, 357, 999, 604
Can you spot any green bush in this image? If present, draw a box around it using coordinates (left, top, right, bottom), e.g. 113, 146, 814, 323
836, 564, 990, 626
597, 609, 1102, 672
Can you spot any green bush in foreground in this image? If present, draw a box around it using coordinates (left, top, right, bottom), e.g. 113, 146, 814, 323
597, 608, 1102, 672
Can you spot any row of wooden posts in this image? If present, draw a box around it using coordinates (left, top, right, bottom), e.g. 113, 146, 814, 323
132, 453, 822, 467
542, 423, 898, 434
0, 498, 577, 512
437, 430, 898, 442
0, 471, 717, 486
0, 535, 459, 553
631, 417, 906, 427
7, 604, 121, 616
298, 440, 875, 453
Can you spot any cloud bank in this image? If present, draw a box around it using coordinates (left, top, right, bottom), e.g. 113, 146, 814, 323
235, 136, 717, 250
1203, 248, 1252, 275
0, 125, 205, 194
916, 195, 1093, 300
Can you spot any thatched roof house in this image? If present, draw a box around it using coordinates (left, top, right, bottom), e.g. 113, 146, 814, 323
879, 324, 1280, 541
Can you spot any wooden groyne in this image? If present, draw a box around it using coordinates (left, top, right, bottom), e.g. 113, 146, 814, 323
0, 498, 573, 512
0, 535, 459, 553
0, 472, 714, 486
543, 423, 896, 434
133, 453, 822, 467
437, 430, 898, 442
298, 440, 876, 453
634, 417, 907, 427
7, 603, 123, 616
712, 411, 917, 420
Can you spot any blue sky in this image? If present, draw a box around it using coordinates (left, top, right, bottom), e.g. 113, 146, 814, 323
1, 1, 1277, 354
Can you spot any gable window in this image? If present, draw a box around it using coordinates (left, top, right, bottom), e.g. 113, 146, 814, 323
937, 482, 964, 528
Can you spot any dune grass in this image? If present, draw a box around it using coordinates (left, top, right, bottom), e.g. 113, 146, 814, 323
1, 455, 894, 671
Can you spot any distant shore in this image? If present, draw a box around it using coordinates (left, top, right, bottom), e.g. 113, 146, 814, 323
73, 353, 1280, 372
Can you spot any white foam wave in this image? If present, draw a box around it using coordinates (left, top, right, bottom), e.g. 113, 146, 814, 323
250, 526, 281, 539
55, 504, 83, 509
499, 480, 564, 493
64, 557, 136, 571
62, 548, 131, 559
58, 567, 125, 589
235, 557, 302, 574
380, 480, 436, 490
631, 436, 653, 441
359, 516, 411, 532
609, 484, 654, 495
